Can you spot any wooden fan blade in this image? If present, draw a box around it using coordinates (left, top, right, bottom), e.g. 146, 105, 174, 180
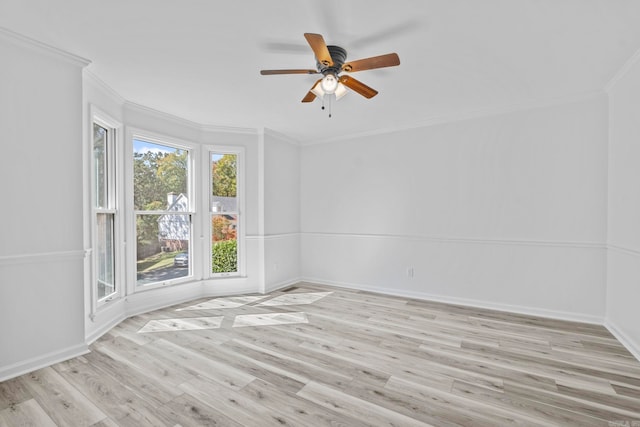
302, 79, 322, 102
342, 53, 400, 73
260, 69, 318, 75
304, 33, 333, 67
339, 75, 378, 99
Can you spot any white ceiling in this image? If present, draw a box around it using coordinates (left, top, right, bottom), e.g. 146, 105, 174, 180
2, 0, 640, 143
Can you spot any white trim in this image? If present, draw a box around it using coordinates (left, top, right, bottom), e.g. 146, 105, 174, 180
263, 128, 301, 146
125, 102, 204, 132
608, 244, 640, 257
265, 277, 301, 293
126, 127, 199, 292
605, 320, 640, 363
245, 233, 300, 241
605, 47, 640, 93
205, 145, 246, 279
302, 90, 605, 146
201, 123, 259, 135
0, 343, 89, 383
84, 71, 126, 106
86, 312, 126, 345
301, 278, 605, 326
124, 102, 257, 135
123, 281, 204, 318
0, 26, 90, 67
604, 91, 612, 316
0, 250, 86, 266
89, 109, 124, 316
301, 231, 604, 250
264, 232, 301, 240
257, 132, 266, 293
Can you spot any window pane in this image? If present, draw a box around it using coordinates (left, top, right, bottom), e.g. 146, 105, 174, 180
212, 214, 237, 274
136, 213, 190, 286
134, 140, 188, 211
211, 153, 238, 203
96, 213, 115, 299
93, 124, 107, 209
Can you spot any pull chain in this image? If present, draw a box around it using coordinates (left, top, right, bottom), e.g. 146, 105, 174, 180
319, 95, 334, 118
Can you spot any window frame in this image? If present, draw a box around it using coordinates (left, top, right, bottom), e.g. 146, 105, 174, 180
126, 128, 199, 293
90, 109, 123, 311
204, 145, 246, 279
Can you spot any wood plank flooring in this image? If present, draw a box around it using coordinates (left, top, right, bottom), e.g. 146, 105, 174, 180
1, 282, 640, 426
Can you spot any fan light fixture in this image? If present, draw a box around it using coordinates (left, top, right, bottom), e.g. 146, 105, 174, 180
311, 74, 347, 100
260, 33, 400, 117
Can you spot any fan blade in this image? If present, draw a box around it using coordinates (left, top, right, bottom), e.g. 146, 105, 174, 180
302, 79, 322, 102
304, 33, 333, 67
342, 53, 400, 73
301, 92, 317, 103
339, 75, 378, 99
261, 69, 318, 75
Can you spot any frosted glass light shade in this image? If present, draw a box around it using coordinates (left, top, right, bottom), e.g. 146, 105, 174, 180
320, 74, 338, 94
310, 75, 347, 101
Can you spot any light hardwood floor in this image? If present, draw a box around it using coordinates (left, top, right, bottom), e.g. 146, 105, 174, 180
1, 283, 640, 426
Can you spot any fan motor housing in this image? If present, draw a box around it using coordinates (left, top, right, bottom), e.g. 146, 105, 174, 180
318, 45, 347, 75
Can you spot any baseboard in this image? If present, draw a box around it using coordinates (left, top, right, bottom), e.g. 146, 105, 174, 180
265, 277, 302, 293
604, 320, 640, 363
0, 343, 89, 382
124, 283, 205, 319
301, 277, 605, 325
85, 312, 127, 346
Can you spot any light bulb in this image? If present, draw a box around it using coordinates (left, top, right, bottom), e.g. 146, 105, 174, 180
320, 74, 338, 94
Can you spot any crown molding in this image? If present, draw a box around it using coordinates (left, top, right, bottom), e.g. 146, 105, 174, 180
605, 47, 640, 93
263, 128, 301, 146
124, 101, 206, 131
0, 26, 90, 68
124, 101, 258, 135
201, 123, 258, 135
83, 70, 125, 105
302, 90, 606, 146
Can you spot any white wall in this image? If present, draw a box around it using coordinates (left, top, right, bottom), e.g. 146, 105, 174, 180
0, 30, 89, 380
263, 130, 301, 291
606, 55, 640, 359
301, 96, 609, 322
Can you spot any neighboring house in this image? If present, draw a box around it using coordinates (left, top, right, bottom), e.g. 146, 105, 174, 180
211, 195, 237, 221
158, 193, 190, 251
158, 193, 238, 251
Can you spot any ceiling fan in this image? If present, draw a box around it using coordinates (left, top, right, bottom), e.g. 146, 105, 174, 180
260, 33, 400, 104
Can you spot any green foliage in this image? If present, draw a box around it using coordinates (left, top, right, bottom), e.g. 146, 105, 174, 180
134, 150, 188, 249
158, 151, 188, 197
212, 154, 237, 197
212, 239, 237, 273
133, 150, 187, 210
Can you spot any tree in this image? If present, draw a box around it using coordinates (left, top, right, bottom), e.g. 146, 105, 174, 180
212, 154, 236, 197
212, 216, 237, 241
158, 151, 188, 196
133, 151, 164, 210
133, 150, 188, 210
133, 148, 188, 258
